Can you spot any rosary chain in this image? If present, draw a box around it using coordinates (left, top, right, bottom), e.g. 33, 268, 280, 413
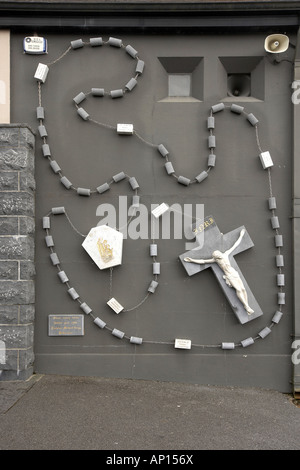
38, 37, 285, 349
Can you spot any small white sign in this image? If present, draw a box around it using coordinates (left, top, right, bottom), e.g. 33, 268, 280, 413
152, 203, 169, 218
117, 123, 134, 135
24, 36, 47, 54
107, 298, 124, 314
174, 339, 192, 350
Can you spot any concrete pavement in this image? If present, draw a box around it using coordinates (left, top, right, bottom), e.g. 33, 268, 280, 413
0, 374, 299, 451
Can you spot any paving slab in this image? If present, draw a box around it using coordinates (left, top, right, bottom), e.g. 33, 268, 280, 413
0, 374, 299, 451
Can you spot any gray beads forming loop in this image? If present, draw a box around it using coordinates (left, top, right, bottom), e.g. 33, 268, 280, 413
37, 37, 145, 196
42, 201, 161, 346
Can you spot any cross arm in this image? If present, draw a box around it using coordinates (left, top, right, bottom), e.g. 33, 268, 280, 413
184, 256, 214, 264
225, 228, 246, 256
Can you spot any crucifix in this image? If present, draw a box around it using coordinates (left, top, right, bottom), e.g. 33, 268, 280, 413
179, 215, 263, 324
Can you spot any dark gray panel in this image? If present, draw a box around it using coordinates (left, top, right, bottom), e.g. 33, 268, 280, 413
11, 32, 294, 391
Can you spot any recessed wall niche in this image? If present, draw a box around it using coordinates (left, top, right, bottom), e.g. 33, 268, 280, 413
158, 57, 203, 102
219, 56, 265, 101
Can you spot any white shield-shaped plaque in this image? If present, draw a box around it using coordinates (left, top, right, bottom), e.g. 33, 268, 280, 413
82, 225, 123, 270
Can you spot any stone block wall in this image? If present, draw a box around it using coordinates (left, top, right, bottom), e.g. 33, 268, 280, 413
0, 125, 35, 380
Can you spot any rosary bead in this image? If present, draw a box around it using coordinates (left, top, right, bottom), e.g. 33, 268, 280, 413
50, 253, 60, 266
52, 206, 65, 214
80, 302, 92, 314
271, 216, 280, 229
148, 280, 159, 293
136, 60, 145, 74
208, 153, 216, 167
258, 326, 271, 338
278, 292, 285, 305
42, 144, 51, 157
112, 328, 125, 339
71, 39, 84, 49
45, 235, 54, 247
222, 342, 235, 350
230, 104, 244, 114
268, 197, 277, 210
153, 262, 160, 275
50, 160, 61, 174
277, 274, 285, 286
110, 89, 124, 98
211, 103, 225, 113
276, 255, 284, 267
125, 45, 138, 58
247, 113, 259, 126
125, 78, 137, 91
77, 107, 89, 120
150, 244, 158, 257
77, 187, 91, 197
195, 171, 208, 183
91, 88, 105, 96
208, 135, 216, 149
97, 182, 110, 193
108, 37, 123, 47
113, 172, 126, 182
178, 176, 190, 186
89, 37, 103, 47
60, 176, 73, 189
241, 337, 254, 347
58, 270, 69, 283
275, 235, 283, 247
130, 336, 143, 344
38, 125, 47, 138
207, 117, 215, 129
68, 287, 80, 300
129, 177, 139, 190
94, 317, 107, 329
42, 217, 50, 229
165, 161, 175, 175
73, 92, 86, 105
158, 144, 169, 157
36, 106, 45, 120
272, 310, 283, 324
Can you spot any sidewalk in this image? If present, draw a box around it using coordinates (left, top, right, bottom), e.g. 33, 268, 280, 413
0, 374, 299, 451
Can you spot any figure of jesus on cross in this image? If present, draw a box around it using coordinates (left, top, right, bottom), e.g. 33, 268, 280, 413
184, 228, 254, 315
179, 215, 263, 324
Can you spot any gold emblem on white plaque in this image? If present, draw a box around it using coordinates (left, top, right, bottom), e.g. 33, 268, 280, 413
97, 238, 114, 263
82, 225, 123, 270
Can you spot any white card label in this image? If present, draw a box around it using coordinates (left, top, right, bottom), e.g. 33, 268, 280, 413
174, 339, 192, 349
152, 203, 169, 218
117, 124, 134, 135
107, 298, 124, 314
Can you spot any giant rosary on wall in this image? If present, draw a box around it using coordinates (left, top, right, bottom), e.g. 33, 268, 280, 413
35, 37, 285, 350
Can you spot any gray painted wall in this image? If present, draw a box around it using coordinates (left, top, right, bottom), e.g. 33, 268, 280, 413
10, 32, 294, 391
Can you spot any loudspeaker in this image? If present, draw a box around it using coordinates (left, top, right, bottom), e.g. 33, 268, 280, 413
227, 74, 251, 97
264, 34, 289, 54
